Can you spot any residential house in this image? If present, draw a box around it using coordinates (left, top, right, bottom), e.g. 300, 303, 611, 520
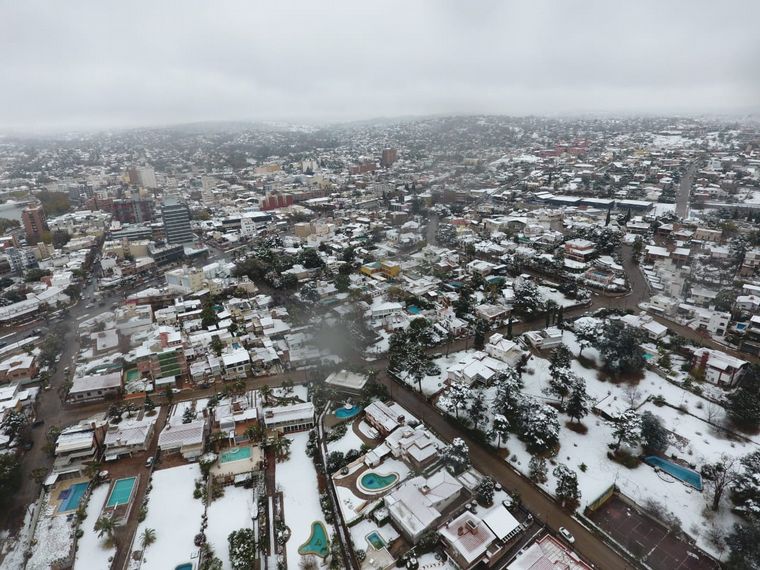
68, 371, 122, 403
364, 400, 409, 436
485, 333, 525, 366
262, 402, 315, 433
0, 353, 38, 385
691, 348, 748, 388
385, 470, 464, 542
384, 425, 443, 470
103, 416, 157, 460
158, 418, 206, 460
53, 422, 105, 476
523, 327, 563, 350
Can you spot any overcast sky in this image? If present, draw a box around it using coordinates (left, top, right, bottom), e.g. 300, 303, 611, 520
1, 0, 758, 131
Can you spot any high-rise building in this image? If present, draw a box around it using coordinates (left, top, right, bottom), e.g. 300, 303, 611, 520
21, 204, 47, 244
161, 202, 194, 244
381, 148, 398, 167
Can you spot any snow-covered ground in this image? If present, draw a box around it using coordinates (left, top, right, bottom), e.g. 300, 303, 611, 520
134, 464, 204, 570
437, 330, 757, 557
272, 383, 309, 402
206, 486, 256, 570
27, 497, 75, 570
74, 484, 114, 569
367, 329, 391, 355
327, 424, 365, 455
537, 286, 579, 308
277, 432, 327, 566
399, 351, 472, 396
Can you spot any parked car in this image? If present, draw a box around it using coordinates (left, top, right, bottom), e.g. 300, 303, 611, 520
145, 457, 154, 468
32, 419, 45, 428
558, 527, 575, 544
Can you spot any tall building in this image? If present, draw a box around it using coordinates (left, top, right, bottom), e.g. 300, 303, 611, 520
381, 148, 398, 167
113, 198, 154, 223
128, 166, 157, 189
21, 204, 47, 244
161, 202, 194, 244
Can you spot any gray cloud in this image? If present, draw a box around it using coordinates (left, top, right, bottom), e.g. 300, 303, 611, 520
1, 0, 758, 131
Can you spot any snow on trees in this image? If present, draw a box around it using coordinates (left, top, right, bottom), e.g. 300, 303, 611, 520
597, 319, 646, 375
468, 390, 488, 430
441, 438, 470, 476
490, 414, 510, 448
520, 402, 560, 453
612, 409, 642, 449
512, 279, 545, 317
494, 367, 525, 422
228, 528, 257, 570
439, 382, 473, 420
565, 379, 590, 423
553, 464, 581, 509
733, 450, 760, 516
640, 411, 670, 454
528, 456, 548, 484
476, 476, 496, 506
573, 316, 602, 357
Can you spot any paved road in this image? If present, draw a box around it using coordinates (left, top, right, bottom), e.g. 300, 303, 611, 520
0, 280, 123, 530
376, 370, 637, 570
676, 163, 698, 219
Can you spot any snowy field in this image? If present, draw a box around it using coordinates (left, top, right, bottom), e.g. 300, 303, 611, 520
74, 484, 114, 569
537, 286, 579, 308
327, 423, 365, 455
398, 351, 473, 396
277, 432, 327, 566
272, 383, 309, 402
437, 330, 758, 557
206, 486, 257, 570
134, 464, 204, 570
27, 498, 75, 570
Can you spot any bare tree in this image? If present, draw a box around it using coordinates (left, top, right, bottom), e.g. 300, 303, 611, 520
705, 402, 723, 425
702, 454, 739, 511
624, 386, 642, 409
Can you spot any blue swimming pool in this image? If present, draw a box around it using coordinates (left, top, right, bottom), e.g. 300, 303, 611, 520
335, 405, 361, 419
106, 477, 137, 508
644, 456, 703, 490
58, 482, 88, 512
220, 446, 252, 463
359, 471, 399, 492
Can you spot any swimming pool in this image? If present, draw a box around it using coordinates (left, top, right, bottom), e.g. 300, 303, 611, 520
644, 456, 703, 491
106, 477, 137, 508
58, 482, 89, 512
220, 446, 252, 463
366, 531, 386, 550
358, 471, 399, 494
298, 521, 330, 558
335, 405, 361, 419
175, 564, 193, 570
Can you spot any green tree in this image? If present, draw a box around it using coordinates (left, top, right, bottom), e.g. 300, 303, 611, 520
140, 528, 157, 549
473, 319, 488, 350
640, 411, 669, 453
553, 464, 581, 509
0, 454, 22, 507
227, 528, 256, 570
566, 381, 590, 423
210, 335, 224, 356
